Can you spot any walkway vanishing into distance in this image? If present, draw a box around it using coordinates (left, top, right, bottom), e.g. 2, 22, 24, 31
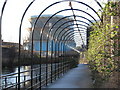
1, 0, 103, 89
47, 64, 93, 88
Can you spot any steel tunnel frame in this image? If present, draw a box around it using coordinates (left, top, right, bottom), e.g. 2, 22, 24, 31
0, 0, 103, 89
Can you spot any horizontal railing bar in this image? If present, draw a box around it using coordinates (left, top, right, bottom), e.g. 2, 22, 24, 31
2, 75, 30, 78
2, 70, 55, 89
1, 64, 60, 78
2, 59, 74, 89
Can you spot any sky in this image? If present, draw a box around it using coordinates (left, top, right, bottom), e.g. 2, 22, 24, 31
0, 0, 107, 46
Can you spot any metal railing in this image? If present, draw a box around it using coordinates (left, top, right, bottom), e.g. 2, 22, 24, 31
1, 57, 77, 89
0, 0, 103, 90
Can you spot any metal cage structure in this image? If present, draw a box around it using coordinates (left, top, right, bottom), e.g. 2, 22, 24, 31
0, 0, 103, 89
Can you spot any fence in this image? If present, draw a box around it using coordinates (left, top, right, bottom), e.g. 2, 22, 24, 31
0, 0, 102, 89
1, 58, 78, 89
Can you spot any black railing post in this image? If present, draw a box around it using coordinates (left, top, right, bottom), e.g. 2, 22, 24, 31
63, 43, 65, 74
51, 40, 53, 83
54, 41, 57, 80
16, 76, 17, 89
39, 38, 42, 90
61, 42, 63, 75
18, 1, 35, 89
31, 39, 33, 90
57, 40, 60, 78
36, 74, 37, 84
46, 35, 49, 86
5, 77, 7, 88
64, 44, 67, 72
0, 1, 8, 90
24, 75, 26, 88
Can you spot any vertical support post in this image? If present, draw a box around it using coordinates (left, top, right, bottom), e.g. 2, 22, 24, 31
0, 12, 2, 90
50, 40, 53, 83
111, 15, 120, 88
39, 40, 42, 89
16, 76, 17, 89
36, 74, 37, 83
31, 38, 33, 90
5, 77, 7, 87
63, 44, 65, 74
46, 36, 49, 86
61, 42, 63, 76
61, 42, 64, 75
0, 1, 7, 89
57, 41, 60, 78
64, 44, 67, 73
110, 1, 120, 87
24, 75, 26, 88
54, 41, 57, 80
58, 41, 61, 78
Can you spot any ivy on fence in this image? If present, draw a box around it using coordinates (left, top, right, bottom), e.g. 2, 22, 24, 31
86, 1, 119, 83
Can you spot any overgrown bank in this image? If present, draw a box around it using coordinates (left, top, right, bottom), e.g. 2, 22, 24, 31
86, 1, 120, 88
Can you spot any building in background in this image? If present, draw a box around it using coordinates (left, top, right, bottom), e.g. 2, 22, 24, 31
23, 15, 76, 57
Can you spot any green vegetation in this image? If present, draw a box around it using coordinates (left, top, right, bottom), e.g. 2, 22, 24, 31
86, 1, 119, 87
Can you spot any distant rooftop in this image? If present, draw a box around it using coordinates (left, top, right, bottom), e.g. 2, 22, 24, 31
31, 14, 65, 18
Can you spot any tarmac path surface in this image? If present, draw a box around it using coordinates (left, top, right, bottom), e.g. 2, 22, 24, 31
47, 64, 93, 88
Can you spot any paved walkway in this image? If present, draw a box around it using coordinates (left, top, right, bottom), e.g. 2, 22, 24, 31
47, 64, 93, 88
